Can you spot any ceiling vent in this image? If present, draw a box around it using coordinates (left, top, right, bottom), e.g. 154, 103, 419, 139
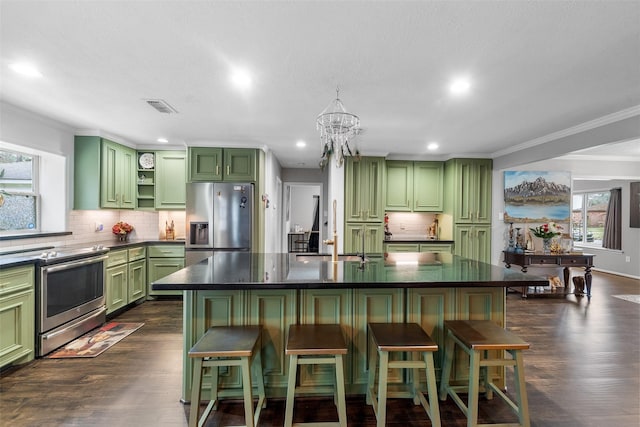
144, 99, 178, 114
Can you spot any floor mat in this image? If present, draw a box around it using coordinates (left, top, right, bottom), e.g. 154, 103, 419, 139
46, 322, 144, 358
612, 294, 640, 304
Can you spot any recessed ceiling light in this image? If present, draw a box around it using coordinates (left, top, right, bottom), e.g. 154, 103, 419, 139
157, 138, 168, 143
427, 142, 439, 151
449, 77, 471, 95
296, 140, 306, 148
230, 67, 252, 90
9, 62, 43, 78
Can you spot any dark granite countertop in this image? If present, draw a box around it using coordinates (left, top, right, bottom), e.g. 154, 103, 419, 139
0, 239, 185, 268
152, 252, 548, 291
383, 239, 454, 244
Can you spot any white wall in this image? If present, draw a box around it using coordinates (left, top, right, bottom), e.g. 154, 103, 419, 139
263, 150, 283, 253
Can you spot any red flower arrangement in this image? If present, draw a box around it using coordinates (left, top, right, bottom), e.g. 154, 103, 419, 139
112, 221, 133, 236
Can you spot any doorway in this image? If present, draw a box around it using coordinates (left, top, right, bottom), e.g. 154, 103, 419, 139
283, 183, 322, 253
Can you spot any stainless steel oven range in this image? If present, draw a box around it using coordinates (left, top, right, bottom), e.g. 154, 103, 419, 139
35, 246, 109, 357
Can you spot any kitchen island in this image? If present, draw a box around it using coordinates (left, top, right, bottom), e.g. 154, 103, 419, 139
152, 251, 547, 400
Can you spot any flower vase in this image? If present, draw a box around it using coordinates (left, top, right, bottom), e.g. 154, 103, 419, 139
118, 234, 128, 242
542, 238, 551, 254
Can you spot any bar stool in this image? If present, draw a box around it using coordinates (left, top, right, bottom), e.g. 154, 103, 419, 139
366, 323, 441, 427
188, 325, 266, 427
439, 320, 530, 427
284, 324, 348, 427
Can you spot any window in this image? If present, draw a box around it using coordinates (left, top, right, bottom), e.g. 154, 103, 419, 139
571, 191, 610, 245
0, 148, 39, 232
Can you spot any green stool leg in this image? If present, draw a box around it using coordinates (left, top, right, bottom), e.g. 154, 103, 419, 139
376, 351, 389, 427
439, 330, 455, 401
512, 350, 531, 427
284, 354, 298, 427
424, 351, 442, 427
189, 357, 203, 427
468, 350, 481, 427
335, 354, 347, 427
240, 356, 255, 427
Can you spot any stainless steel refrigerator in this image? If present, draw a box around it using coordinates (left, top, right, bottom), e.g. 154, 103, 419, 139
185, 182, 253, 266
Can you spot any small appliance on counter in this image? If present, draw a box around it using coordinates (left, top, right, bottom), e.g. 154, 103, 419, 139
185, 182, 253, 266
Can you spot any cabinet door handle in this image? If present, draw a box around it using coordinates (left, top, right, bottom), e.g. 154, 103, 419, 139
227, 165, 230, 175
216, 165, 220, 175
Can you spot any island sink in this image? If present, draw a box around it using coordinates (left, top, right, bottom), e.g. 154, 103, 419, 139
296, 254, 365, 262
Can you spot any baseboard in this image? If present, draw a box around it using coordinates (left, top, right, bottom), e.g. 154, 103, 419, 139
593, 268, 640, 281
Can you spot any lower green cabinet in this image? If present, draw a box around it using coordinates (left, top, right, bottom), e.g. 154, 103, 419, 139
128, 259, 146, 302
147, 244, 185, 297
454, 225, 491, 263
106, 249, 129, 314
106, 246, 147, 314
0, 265, 35, 368
299, 289, 353, 388
344, 223, 383, 254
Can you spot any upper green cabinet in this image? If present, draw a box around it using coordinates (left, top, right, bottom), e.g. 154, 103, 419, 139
155, 151, 186, 210
385, 161, 443, 212
188, 147, 256, 182
74, 136, 136, 209
445, 158, 492, 224
345, 157, 384, 222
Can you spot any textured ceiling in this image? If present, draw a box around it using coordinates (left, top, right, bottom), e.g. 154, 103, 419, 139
1, 1, 639, 168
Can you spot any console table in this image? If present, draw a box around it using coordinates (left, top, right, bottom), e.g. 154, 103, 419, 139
502, 251, 595, 299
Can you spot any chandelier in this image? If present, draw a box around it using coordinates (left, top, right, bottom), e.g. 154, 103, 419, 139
317, 88, 361, 169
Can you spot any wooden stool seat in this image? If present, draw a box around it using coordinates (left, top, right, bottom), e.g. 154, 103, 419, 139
439, 320, 530, 427
188, 326, 266, 427
367, 323, 441, 427
285, 324, 348, 427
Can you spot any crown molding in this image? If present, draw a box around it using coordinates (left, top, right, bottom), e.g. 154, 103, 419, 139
491, 105, 640, 158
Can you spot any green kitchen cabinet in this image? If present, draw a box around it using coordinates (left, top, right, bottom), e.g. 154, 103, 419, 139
345, 157, 384, 222
106, 249, 129, 314
454, 224, 491, 263
128, 246, 147, 302
187, 147, 257, 182
385, 161, 443, 212
445, 158, 492, 224
385, 161, 413, 211
384, 243, 420, 252
0, 265, 35, 368
420, 243, 453, 253
147, 244, 185, 297
352, 288, 404, 385
298, 289, 353, 388
413, 161, 444, 211
248, 289, 297, 388
136, 152, 155, 210
74, 136, 136, 210
155, 151, 186, 210
407, 287, 455, 377
344, 223, 384, 254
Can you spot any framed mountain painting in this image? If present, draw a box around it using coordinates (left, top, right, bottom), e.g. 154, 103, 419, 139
503, 171, 571, 222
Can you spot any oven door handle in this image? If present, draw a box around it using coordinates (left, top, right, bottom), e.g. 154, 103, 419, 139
43, 254, 109, 273
42, 306, 107, 340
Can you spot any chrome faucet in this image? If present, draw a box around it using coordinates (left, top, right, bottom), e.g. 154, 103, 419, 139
359, 228, 366, 263
323, 200, 339, 263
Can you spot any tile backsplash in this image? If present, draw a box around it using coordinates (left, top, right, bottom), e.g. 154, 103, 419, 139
386, 212, 439, 239
0, 210, 186, 253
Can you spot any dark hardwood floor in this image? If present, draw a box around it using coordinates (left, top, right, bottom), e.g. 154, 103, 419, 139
1, 271, 638, 426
